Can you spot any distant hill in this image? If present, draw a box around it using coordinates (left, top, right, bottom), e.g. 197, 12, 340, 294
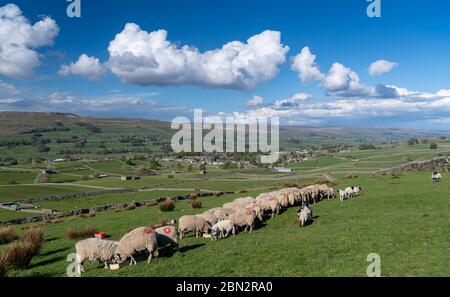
0, 112, 449, 151
0, 111, 171, 136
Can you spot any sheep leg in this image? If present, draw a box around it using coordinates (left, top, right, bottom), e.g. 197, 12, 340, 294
147, 253, 152, 264
104, 261, 109, 269
129, 256, 137, 266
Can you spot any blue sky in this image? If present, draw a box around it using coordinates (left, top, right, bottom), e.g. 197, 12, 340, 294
1, 0, 450, 129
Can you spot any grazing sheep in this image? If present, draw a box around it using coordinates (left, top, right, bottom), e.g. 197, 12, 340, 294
246, 203, 263, 222
195, 211, 218, 225
233, 197, 255, 206
228, 208, 256, 233
255, 195, 280, 217
318, 184, 335, 200
155, 225, 179, 250
353, 186, 362, 196
432, 172, 442, 183
304, 185, 320, 204
344, 186, 355, 198
208, 208, 229, 222
298, 188, 310, 205
75, 238, 118, 274
276, 191, 290, 209
282, 188, 300, 206
297, 205, 313, 227
115, 227, 159, 265
338, 189, 347, 201
211, 220, 235, 240
178, 215, 212, 239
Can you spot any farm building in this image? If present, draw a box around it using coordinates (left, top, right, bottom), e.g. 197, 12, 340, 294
121, 176, 141, 181
272, 166, 293, 173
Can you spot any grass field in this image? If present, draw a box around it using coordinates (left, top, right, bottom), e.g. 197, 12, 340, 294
4, 173, 448, 277
0, 112, 449, 277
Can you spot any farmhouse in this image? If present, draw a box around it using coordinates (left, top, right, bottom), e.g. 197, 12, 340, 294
272, 166, 292, 173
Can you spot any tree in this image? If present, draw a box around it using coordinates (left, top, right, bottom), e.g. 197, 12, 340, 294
148, 159, 161, 170
430, 143, 438, 150
34, 172, 49, 184
407, 138, 419, 146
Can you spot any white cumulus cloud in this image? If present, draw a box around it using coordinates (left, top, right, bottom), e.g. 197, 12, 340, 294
59, 54, 105, 81
247, 95, 264, 106
0, 4, 59, 79
291, 47, 324, 83
291, 47, 399, 99
369, 60, 398, 76
103, 24, 289, 90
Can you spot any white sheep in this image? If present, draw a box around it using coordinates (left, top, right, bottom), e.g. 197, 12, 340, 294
211, 220, 235, 240
338, 189, 347, 201
297, 205, 313, 227
353, 186, 362, 196
114, 227, 159, 265
228, 208, 256, 233
75, 238, 118, 274
232, 197, 255, 206
209, 208, 233, 221
195, 211, 218, 225
178, 215, 212, 239
255, 195, 280, 217
344, 186, 355, 198
432, 172, 442, 183
155, 225, 179, 250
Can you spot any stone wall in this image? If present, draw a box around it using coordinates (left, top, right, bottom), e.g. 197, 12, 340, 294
0, 191, 235, 226
17, 188, 136, 204
375, 157, 450, 175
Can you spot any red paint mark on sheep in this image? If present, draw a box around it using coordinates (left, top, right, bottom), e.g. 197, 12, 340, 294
145, 228, 153, 234
164, 227, 171, 234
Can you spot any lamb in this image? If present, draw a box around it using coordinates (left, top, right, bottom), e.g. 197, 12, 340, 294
297, 205, 313, 227
114, 227, 159, 265
338, 189, 347, 201
211, 220, 235, 240
228, 208, 256, 233
353, 186, 362, 196
344, 186, 355, 198
75, 238, 118, 274
432, 172, 442, 183
155, 225, 179, 250
178, 215, 212, 239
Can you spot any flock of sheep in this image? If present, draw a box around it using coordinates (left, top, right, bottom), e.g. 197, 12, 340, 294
74, 183, 363, 274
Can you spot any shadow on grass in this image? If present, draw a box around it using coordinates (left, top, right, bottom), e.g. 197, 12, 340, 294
39, 247, 70, 257
31, 256, 66, 268
178, 243, 205, 254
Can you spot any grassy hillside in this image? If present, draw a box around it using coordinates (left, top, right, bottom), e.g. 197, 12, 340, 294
4, 172, 448, 277
0, 111, 448, 277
